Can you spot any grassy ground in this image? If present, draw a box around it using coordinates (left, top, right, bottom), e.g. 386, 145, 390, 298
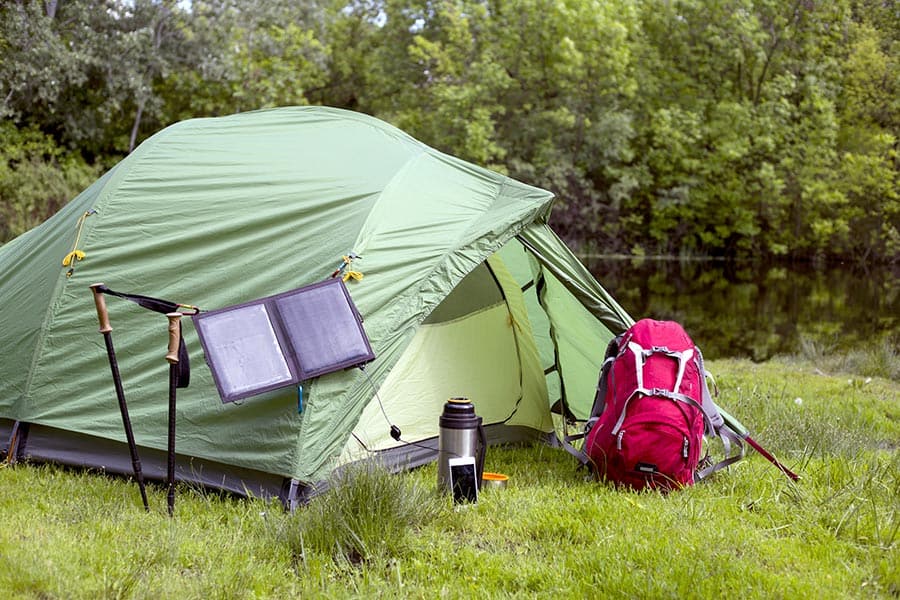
1, 357, 897, 599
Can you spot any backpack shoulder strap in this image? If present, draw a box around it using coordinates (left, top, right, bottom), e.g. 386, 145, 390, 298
561, 431, 592, 468
560, 334, 622, 468
696, 347, 726, 435
588, 335, 623, 421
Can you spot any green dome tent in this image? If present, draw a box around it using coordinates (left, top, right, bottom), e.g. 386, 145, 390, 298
0, 106, 632, 504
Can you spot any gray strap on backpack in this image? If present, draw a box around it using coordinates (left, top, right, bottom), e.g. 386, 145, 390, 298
693, 347, 746, 480
696, 348, 725, 434
696, 426, 745, 481
561, 335, 621, 468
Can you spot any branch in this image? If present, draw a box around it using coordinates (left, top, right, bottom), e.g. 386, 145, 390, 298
129, 100, 144, 154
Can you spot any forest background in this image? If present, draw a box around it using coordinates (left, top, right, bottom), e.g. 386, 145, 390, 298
1, 0, 897, 264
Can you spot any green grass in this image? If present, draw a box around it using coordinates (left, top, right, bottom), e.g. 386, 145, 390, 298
1, 358, 898, 599
795, 332, 900, 382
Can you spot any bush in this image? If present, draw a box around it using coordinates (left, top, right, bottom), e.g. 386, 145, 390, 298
0, 122, 98, 243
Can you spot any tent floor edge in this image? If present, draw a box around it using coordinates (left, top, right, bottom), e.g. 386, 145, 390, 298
355, 422, 550, 474
0, 420, 556, 507
5, 421, 287, 501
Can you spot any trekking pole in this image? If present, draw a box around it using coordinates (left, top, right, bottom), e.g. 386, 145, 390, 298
164, 312, 182, 517
89, 283, 150, 511
718, 407, 800, 482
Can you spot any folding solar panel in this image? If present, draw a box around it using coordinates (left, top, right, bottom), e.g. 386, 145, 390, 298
193, 279, 374, 403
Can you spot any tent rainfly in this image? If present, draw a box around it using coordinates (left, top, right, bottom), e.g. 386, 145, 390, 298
0, 106, 632, 505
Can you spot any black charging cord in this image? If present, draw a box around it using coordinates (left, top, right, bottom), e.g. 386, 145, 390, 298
357, 366, 435, 452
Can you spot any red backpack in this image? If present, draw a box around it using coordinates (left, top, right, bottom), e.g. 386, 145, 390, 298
587, 319, 709, 490
569, 319, 799, 490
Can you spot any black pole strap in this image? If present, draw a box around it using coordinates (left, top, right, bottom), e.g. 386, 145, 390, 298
95, 285, 199, 315
96, 285, 198, 388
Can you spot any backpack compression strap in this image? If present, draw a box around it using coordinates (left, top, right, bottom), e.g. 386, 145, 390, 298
695, 426, 745, 481
696, 348, 726, 434
94, 285, 199, 388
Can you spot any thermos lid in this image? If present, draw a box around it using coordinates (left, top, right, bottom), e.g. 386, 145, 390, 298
440, 396, 481, 428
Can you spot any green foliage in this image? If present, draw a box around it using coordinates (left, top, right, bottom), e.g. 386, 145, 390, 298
0, 122, 97, 243
0, 1, 188, 158
365, 0, 512, 167
278, 460, 443, 564
1, 0, 898, 261
185, 1, 330, 114
487, 0, 639, 241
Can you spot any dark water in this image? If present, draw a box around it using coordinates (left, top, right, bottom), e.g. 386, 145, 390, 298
584, 257, 900, 361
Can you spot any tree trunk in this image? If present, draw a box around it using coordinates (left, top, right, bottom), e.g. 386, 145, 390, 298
129, 101, 144, 154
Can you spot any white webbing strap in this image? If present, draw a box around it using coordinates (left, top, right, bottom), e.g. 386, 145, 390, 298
672, 347, 693, 393
628, 341, 646, 391
613, 342, 696, 435
627, 341, 694, 395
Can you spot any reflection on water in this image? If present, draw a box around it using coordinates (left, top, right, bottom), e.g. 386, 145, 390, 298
584, 257, 900, 361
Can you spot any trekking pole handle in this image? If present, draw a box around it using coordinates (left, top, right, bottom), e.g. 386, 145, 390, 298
165, 312, 181, 364
89, 283, 112, 334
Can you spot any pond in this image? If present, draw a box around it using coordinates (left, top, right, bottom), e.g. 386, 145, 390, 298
583, 257, 900, 361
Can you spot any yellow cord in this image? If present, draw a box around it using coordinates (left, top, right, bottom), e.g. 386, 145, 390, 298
339, 255, 363, 282
62, 250, 86, 267
62, 210, 94, 276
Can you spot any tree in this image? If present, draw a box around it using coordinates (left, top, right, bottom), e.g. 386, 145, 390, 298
1, 1, 189, 160
834, 21, 900, 262
483, 0, 639, 250
0, 121, 97, 243
1, 0, 898, 261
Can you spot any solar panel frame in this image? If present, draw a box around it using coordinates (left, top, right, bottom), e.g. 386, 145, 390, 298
193, 278, 374, 403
